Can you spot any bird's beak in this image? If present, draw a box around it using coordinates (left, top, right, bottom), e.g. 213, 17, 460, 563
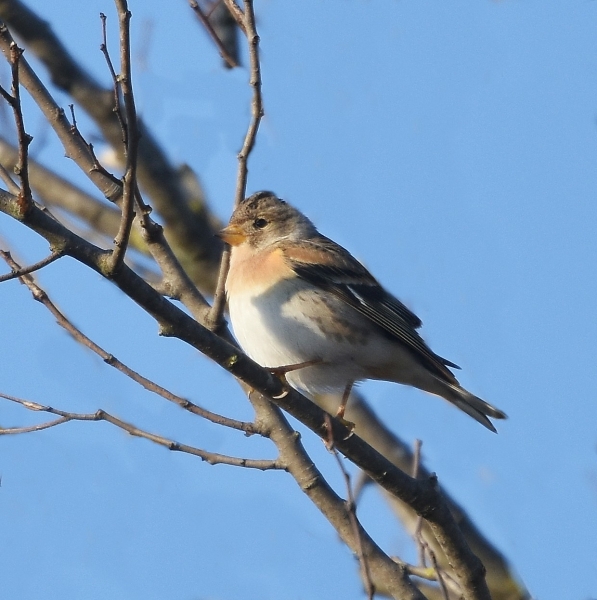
217, 224, 246, 246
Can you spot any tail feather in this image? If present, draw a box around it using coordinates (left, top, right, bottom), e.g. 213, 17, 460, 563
431, 377, 507, 433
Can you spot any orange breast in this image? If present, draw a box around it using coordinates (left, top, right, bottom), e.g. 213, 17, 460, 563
226, 245, 296, 297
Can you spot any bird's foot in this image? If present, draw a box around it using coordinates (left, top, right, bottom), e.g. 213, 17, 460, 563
334, 381, 355, 431
323, 412, 354, 450
334, 407, 355, 432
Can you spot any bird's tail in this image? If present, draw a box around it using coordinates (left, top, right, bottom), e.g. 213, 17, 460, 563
430, 377, 507, 432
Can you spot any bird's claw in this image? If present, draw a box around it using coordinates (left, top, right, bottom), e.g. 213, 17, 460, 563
335, 415, 355, 433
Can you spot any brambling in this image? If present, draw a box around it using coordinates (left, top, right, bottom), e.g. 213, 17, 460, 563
220, 191, 507, 432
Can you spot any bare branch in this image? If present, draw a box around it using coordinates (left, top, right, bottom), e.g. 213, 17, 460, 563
208, 1, 240, 69
0, 187, 491, 600
207, 0, 263, 330
0, 38, 32, 214
137, 217, 213, 322
0, 393, 281, 471
0, 136, 136, 251
0, 1, 222, 294
0, 416, 70, 434
106, 0, 139, 274
0, 25, 212, 328
0, 159, 19, 195
426, 547, 452, 600
247, 391, 425, 600
189, 0, 239, 68
0, 248, 256, 434
409, 439, 459, 598
220, 0, 246, 34
0, 248, 62, 282
412, 439, 426, 568
330, 447, 375, 599
316, 391, 523, 599
0, 23, 122, 203
0, 5, 522, 597
99, 13, 126, 141
0, 25, 213, 325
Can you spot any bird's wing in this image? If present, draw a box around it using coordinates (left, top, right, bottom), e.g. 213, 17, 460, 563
281, 236, 459, 381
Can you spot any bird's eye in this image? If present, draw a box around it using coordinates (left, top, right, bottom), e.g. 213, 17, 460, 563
253, 218, 268, 229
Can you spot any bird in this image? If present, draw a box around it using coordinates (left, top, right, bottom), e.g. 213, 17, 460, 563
219, 191, 507, 432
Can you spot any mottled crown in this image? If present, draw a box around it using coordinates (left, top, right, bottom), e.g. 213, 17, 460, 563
227, 191, 318, 247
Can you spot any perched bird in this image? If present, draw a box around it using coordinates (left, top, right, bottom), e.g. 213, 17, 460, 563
220, 191, 507, 432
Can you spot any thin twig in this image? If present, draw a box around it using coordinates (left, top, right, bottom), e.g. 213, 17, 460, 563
411, 440, 453, 599
99, 13, 126, 141
0, 393, 282, 471
0, 249, 62, 283
107, 1, 139, 275
0, 161, 20, 195
189, 0, 239, 68
0, 81, 11, 104
352, 471, 372, 505
220, 0, 246, 34
331, 449, 375, 599
0, 249, 257, 434
9, 43, 32, 208
207, 251, 232, 331
403, 563, 442, 582
67, 103, 122, 195
205, 0, 219, 17
412, 439, 426, 567
0, 41, 32, 216
426, 546, 452, 600
0, 416, 70, 434
207, 0, 263, 330
411, 439, 422, 479
0, 16, 222, 295
135, 216, 213, 324
101, 8, 200, 293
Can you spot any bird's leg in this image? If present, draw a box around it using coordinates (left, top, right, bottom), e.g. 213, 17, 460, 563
336, 381, 354, 420
319, 382, 356, 450
269, 359, 322, 398
269, 359, 322, 379
332, 381, 356, 432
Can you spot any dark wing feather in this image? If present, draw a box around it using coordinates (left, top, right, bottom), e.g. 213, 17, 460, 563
282, 236, 459, 381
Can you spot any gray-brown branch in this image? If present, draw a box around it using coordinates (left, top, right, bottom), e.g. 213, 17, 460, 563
0, 187, 491, 600
0, 0, 222, 293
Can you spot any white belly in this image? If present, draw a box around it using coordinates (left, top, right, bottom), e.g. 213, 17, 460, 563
228, 278, 371, 394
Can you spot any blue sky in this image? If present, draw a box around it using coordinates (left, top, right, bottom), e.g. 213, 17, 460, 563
1, 1, 597, 598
